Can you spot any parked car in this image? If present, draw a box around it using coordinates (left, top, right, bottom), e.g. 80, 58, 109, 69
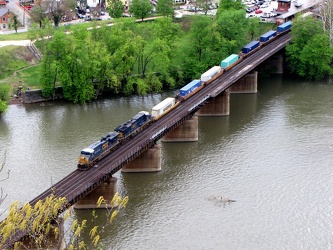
255, 9, 263, 14
261, 3, 269, 8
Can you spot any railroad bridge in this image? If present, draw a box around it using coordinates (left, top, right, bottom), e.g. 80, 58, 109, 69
4, 32, 291, 247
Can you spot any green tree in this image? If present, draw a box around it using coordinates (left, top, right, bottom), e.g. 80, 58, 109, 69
12, 15, 18, 33
216, 0, 244, 16
196, 0, 211, 15
29, 4, 48, 28
106, 0, 124, 18
247, 16, 260, 40
40, 29, 69, 99
286, 17, 333, 80
156, 0, 174, 17
46, 0, 76, 27
0, 84, 10, 115
216, 9, 248, 51
130, 0, 152, 21
59, 26, 96, 103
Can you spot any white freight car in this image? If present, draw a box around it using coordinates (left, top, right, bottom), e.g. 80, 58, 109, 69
151, 97, 176, 118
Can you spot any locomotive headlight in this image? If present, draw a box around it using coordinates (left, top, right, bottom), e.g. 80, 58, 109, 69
78, 156, 88, 165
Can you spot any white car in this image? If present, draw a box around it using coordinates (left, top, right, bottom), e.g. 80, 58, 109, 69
261, 3, 269, 8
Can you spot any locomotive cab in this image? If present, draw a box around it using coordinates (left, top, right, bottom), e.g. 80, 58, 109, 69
78, 148, 94, 168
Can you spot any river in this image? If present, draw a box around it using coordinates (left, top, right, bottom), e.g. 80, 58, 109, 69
0, 75, 333, 249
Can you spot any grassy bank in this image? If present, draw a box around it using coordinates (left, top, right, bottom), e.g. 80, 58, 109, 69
0, 46, 40, 95
0, 32, 30, 41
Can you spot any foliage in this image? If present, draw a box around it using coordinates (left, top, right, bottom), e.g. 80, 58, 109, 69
0, 46, 32, 80
106, 0, 124, 18
156, 0, 174, 17
46, 0, 76, 27
130, 0, 152, 20
0, 192, 128, 249
216, 9, 248, 51
286, 17, 333, 80
12, 16, 18, 33
216, 0, 244, 16
0, 194, 68, 249
0, 84, 10, 114
29, 4, 48, 28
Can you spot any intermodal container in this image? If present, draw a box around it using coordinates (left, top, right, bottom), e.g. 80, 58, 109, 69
220, 54, 239, 69
201, 66, 222, 82
151, 97, 175, 118
242, 41, 260, 54
260, 30, 277, 42
180, 79, 202, 97
277, 21, 292, 32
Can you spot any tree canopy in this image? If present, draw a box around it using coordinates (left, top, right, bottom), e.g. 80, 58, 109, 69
106, 0, 124, 18
129, 0, 152, 20
156, 0, 174, 17
286, 16, 333, 80
36, 11, 275, 103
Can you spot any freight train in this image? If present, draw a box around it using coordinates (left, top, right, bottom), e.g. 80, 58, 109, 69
77, 21, 292, 170
77, 111, 151, 169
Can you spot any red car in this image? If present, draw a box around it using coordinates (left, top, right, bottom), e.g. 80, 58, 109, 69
255, 9, 262, 14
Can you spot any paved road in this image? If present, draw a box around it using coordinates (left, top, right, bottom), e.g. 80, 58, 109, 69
0, 39, 31, 47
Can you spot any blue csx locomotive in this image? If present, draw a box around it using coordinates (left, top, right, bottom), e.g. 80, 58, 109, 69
78, 111, 151, 169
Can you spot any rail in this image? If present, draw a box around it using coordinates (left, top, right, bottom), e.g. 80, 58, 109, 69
2, 32, 291, 248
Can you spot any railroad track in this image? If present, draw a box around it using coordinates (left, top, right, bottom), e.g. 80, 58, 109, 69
3, 32, 291, 248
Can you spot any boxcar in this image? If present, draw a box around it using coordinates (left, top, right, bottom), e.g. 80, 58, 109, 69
260, 30, 277, 42
180, 79, 202, 97
221, 54, 239, 69
151, 97, 175, 118
201, 66, 222, 82
242, 41, 260, 54
115, 111, 151, 138
277, 21, 292, 33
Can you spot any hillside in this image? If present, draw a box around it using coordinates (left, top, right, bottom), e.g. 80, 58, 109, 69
0, 46, 41, 97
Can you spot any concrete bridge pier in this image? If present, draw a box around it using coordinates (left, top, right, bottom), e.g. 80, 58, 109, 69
161, 116, 198, 142
259, 53, 284, 74
122, 144, 162, 172
196, 91, 230, 116
74, 177, 118, 209
228, 71, 258, 93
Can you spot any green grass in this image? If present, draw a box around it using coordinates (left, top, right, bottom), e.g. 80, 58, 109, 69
0, 46, 32, 78
15, 64, 42, 89
0, 32, 30, 41
0, 45, 41, 94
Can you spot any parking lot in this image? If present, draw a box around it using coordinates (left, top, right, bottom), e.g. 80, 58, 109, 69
244, 0, 279, 20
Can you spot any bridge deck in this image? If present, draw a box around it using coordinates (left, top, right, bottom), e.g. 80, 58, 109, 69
3, 32, 291, 248
31, 32, 291, 207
